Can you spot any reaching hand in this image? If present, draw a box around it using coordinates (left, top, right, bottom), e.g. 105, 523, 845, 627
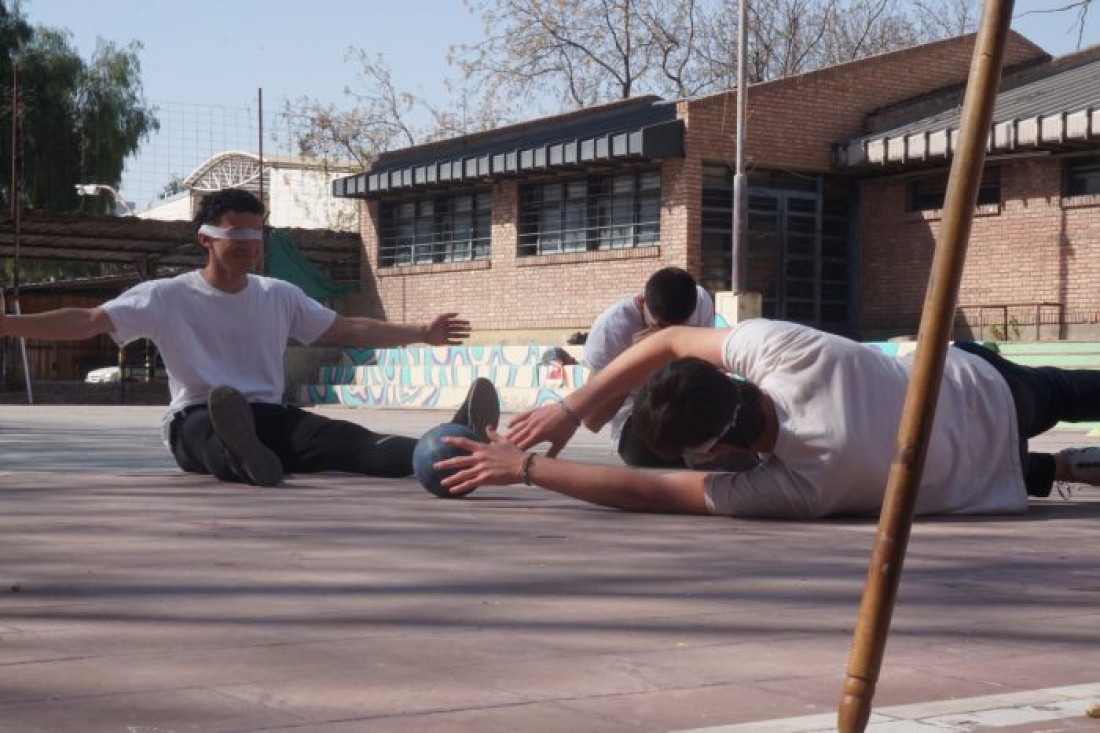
438, 427, 527, 495
632, 325, 659, 344
424, 312, 471, 345
506, 401, 578, 457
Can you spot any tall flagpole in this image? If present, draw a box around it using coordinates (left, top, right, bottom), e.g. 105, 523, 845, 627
9, 62, 32, 403
731, 0, 748, 293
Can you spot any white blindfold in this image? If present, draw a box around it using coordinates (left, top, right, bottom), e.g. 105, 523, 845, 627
198, 224, 264, 240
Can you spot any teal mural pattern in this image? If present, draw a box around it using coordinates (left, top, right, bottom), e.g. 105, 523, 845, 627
300, 340, 914, 410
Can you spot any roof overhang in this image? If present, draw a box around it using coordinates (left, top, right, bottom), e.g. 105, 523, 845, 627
333, 118, 684, 199
835, 107, 1100, 170
835, 53, 1100, 171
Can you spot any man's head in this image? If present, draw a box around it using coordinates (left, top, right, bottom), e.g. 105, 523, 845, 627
193, 188, 265, 272
631, 357, 768, 459
643, 267, 698, 327
194, 187, 265, 230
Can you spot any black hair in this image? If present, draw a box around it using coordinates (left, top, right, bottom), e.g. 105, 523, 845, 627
643, 267, 698, 325
193, 188, 264, 229
632, 357, 766, 457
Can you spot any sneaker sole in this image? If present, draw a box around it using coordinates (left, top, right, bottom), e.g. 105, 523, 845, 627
208, 386, 284, 487
465, 378, 500, 442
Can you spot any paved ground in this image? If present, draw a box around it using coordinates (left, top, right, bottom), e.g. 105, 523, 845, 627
1, 405, 1098, 733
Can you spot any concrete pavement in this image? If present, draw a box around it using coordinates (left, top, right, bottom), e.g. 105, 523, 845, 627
1, 405, 1098, 733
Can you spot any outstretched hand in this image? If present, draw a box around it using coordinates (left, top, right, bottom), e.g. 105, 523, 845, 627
424, 312, 471, 345
506, 402, 578, 457
438, 427, 527, 495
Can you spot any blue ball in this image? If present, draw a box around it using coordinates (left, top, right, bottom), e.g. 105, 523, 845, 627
413, 422, 481, 499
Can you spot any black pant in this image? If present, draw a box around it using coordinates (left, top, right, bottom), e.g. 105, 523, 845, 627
169, 403, 416, 483
953, 342, 1100, 496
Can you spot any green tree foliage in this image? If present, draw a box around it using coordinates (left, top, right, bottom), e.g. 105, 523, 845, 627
0, 1, 157, 213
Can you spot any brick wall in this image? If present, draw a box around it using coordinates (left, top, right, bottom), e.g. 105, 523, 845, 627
683, 32, 1046, 173
347, 33, 1052, 336
353, 170, 693, 334
860, 157, 1100, 336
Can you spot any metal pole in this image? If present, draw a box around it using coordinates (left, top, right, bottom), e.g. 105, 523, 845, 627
9, 62, 32, 403
837, 3, 1014, 731
731, 0, 748, 293
257, 87, 266, 275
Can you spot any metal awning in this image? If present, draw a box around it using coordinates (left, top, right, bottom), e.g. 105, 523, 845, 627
333, 97, 684, 199
835, 52, 1100, 170
0, 212, 361, 277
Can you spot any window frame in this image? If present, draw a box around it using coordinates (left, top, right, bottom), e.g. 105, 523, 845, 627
518, 168, 661, 257
1064, 155, 1100, 198
378, 189, 492, 268
905, 167, 1001, 213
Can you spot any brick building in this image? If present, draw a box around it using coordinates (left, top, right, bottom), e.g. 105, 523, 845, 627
334, 32, 1100, 341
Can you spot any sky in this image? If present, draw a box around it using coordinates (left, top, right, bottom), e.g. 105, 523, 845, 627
19, 0, 1100, 208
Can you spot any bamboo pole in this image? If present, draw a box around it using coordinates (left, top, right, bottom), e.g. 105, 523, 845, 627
837, 3, 1014, 731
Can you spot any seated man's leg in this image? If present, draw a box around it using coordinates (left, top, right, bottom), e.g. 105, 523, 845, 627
617, 414, 686, 469
261, 406, 416, 478
170, 405, 266, 484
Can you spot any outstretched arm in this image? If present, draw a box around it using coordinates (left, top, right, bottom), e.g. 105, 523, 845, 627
508, 326, 732, 455
0, 293, 114, 341
317, 311, 471, 348
439, 428, 710, 514
582, 393, 628, 432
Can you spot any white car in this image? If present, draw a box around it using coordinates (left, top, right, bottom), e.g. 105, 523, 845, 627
85, 366, 122, 384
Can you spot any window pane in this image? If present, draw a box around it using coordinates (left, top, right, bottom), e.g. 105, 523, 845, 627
377, 190, 491, 266
1066, 156, 1100, 196
516, 169, 661, 257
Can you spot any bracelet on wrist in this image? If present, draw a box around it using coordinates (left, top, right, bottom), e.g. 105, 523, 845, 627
558, 399, 581, 426
521, 452, 537, 486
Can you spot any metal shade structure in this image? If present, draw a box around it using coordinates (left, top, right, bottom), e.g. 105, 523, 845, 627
333, 97, 684, 200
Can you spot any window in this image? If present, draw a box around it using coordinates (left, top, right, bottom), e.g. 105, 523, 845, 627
378, 190, 491, 267
906, 168, 1000, 212
1065, 155, 1100, 197
518, 169, 661, 256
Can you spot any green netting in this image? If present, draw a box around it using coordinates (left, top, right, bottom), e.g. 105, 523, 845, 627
265, 229, 356, 302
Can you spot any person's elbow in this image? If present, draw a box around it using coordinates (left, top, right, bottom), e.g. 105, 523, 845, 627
629, 473, 710, 515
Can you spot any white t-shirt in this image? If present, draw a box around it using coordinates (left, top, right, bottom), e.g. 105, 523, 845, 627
704, 319, 1027, 519
101, 271, 337, 443
584, 286, 715, 441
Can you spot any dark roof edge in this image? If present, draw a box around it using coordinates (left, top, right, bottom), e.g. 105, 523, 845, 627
373, 95, 665, 169
863, 51, 1057, 134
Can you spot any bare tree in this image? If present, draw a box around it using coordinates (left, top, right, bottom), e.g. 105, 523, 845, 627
451, 0, 709, 113
1016, 0, 1094, 50
284, 50, 504, 171
287, 0, 986, 163
912, 0, 980, 39
695, 0, 977, 86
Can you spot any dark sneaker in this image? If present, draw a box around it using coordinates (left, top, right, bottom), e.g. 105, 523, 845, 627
208, 385, 283, 487
1058, 446, 1100, 486
451, 377, 500, 441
